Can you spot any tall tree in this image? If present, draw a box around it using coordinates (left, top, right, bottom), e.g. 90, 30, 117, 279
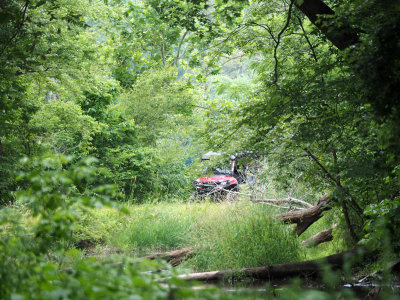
0, 0, 115, 203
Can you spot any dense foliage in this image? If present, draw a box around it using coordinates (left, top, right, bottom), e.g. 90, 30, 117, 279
0, 0, 202, 203
199, 0, 400, 250
1, 0, 399, 298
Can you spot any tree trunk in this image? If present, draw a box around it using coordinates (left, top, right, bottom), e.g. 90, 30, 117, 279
178, 249, 367, 282
0, 139, 4, 160
301, 224, 338, 248
278, 194, 333, 235
294, 0, 359, 50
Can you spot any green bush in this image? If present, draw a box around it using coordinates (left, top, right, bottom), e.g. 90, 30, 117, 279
0, 155, 115, 298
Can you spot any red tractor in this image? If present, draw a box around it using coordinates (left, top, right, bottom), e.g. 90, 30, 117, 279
193, 152, 248, 201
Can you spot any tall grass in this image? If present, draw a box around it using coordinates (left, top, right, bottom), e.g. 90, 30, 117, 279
111, 203, 198, 252
186, 202, 303, 271
76, 202, 304, 270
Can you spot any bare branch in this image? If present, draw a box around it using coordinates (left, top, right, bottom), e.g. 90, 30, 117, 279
220, 54, 246, 67
251, 197, 313, 208
273, 0, 295, 86
304, 148, 338, 184
247, 22, 277, 43
174, 29, 189, 67
296, 16, 318, 62
257, 202, 304, 210
304, 148, 363, 220
199, 24, 248, 54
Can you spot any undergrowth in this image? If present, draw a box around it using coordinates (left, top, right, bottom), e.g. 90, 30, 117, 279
75, 202, 304, 271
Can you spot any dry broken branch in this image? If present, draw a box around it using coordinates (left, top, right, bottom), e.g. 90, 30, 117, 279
145, 248, 193, 267
221, 189, 313, 208
278, 194, 333, 235
258, 202, 304, 210
251, 197, 313, 208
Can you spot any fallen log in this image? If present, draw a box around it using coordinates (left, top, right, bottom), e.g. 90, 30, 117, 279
301, 224, 338, 248
257, 202, 305, 211
221, 189, 313, 209
278, 194, 333, 235
358, 259, 400, 283
178, 249, 365, 282
145, 248, 193, 267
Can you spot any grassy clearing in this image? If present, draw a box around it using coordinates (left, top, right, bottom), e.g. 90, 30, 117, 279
75, 201, 304, 271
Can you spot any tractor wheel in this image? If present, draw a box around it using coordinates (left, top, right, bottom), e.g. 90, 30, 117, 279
226, 185, 239, 202
189, 192, 203, 202
210, 191, 224, 203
